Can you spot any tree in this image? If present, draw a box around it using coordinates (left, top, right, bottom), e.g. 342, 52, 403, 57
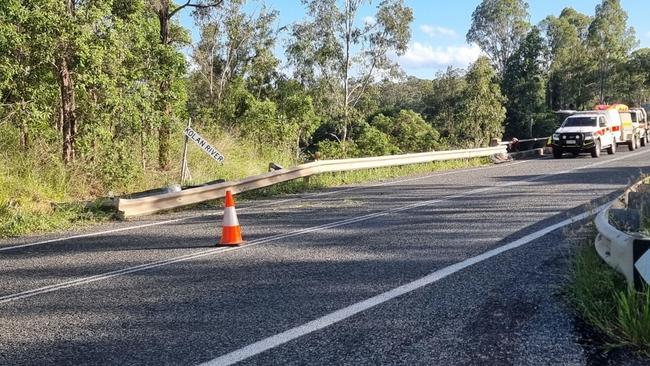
502, 27, 549, 138
152, 0, 222, 170
466, 0, 530, 76
191, 1, 279, 107
617, 48, 650, 105
587, 0, 637, 103
455, 56, 506, 147
426, 67, 467, 141
287, 0, 413, 142
280, 93, 321, 158
541, 7, 593, 109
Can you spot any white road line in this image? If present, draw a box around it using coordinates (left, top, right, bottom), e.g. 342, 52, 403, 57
0, 161, 524, 252
199, 202, 609, 366
0, 152, 638, 304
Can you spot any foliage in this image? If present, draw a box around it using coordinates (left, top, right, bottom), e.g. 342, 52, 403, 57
371, 110, 439, 153
466, 0, 530, 76
587, 0, 638, 104
502, 27, 551, 139
454, 57, 506, 148
354, 122, 397, 157
286, 0, 413, 141
541, 7, 594, 110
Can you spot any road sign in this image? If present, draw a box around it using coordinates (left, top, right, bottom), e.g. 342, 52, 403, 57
183, 126, 225, 163
633, 239, 650, 289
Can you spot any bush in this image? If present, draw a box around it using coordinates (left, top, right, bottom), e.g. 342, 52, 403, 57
354, 123, 398, 157
371, 109, 439, 153
316, 140, 357, 159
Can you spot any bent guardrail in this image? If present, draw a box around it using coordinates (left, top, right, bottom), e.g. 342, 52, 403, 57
115, 146, 507, 219
595, 178, 650, 289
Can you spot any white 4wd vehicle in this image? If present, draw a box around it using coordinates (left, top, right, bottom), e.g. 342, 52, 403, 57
551, 113, 616, 158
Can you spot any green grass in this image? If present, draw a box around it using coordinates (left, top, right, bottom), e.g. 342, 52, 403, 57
568, 240, 650, 356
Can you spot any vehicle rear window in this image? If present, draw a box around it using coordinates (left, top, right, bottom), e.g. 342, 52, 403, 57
631, 113, 638, 122
562, 117, 597, 127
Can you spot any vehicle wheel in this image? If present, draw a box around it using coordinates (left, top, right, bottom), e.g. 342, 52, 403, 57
637, 135, 642, 148
629, 137, 636, 151
607, 141, 616, 155
553, 147, 563, 159
591, 139, 601, 158
641, 134, 646, 147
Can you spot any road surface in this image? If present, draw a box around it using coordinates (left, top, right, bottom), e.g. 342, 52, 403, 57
2, 149, 650, 365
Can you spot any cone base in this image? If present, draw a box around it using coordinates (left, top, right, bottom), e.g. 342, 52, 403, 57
215, 241, 244, 247
219, 225, 243, 246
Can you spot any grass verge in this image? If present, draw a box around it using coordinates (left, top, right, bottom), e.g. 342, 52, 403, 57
568, 239, 650, 356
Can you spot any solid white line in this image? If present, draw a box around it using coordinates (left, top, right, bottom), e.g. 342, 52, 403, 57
0, 152, 636, 304
0, 161, 523, 252
199, 202, 610, 366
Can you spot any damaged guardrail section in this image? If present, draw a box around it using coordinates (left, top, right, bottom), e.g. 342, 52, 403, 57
595, 178, 650, 289
115, 146, 506, 219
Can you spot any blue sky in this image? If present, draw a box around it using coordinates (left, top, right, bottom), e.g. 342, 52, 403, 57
177, 0, 650, 79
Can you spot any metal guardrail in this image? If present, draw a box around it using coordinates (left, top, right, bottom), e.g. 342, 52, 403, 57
116, 146, 507, 219
498, 137, 550, 146
594, 178, 648, 289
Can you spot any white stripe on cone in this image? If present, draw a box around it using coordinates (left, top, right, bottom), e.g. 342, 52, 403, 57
223, 206, 239, 227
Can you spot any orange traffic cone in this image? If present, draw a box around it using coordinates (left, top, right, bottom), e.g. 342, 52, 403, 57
218, 190, 243, 246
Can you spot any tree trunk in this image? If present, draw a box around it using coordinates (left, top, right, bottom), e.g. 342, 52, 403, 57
342, 0, 352, 143
58, 49, 77, 164
20, 120, 29, 150
158, 0, 172, 170
58, 0, 77, 164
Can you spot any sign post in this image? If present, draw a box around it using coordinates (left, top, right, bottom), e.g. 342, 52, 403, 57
180, 118, 192, 184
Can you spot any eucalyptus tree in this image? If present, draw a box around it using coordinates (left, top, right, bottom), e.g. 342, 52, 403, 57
151, 0, 222, 169
587, 0, 637, 103
287, 0, 413, 142
190, 0, 279, 124
541, 7, 593, 109
502, 27, 549, 138
466, 0, 530, 77
456, 56, 506, 147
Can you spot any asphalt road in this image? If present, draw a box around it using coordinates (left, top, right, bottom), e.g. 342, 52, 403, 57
2, 148, 650, 365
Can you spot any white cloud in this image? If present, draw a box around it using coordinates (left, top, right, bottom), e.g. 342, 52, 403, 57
646, 31, 650, 38
397, 42, 483, 70
420, 24, 458, 38
363, 16, 376, 25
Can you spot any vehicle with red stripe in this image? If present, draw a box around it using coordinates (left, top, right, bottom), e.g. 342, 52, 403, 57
594, 104, 640, 151
551, 113, 616, 158
551, 104, 642, 159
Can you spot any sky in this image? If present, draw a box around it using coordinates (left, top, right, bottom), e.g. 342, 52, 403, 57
177, 0, 650, 80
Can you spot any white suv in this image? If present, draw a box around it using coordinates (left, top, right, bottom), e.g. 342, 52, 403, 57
551, 113, 616, 158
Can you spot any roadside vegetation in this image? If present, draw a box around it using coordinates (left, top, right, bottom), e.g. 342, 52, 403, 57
568, 241, 650, 356
1, 0, 649, 237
